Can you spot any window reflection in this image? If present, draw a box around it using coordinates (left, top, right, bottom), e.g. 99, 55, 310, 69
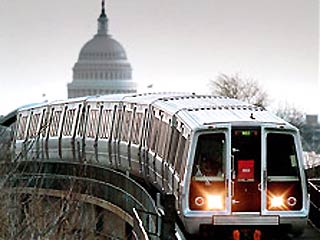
267, 133, 299, 177
192, 133, 225, 181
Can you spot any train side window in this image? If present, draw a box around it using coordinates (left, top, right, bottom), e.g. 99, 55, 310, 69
121, 109, 132, 142
86, 109, 100, 138
267, 133, 299, 177
158, 120, 169, 158
174, 133, 186, 173
28, 113, 41, 139
99, 109, 113, 139
192, 133, 226, 180
77, 107, 86, 138
111, 106, 121, 141
146, 111, 154, 149
154, 114, 164, 154
179, 135, 190, 180
62, 108, 76, 136
141, 109, 149, 147
168, 127, 180, 165
49, 110, 62, 137
40, 109, 48, 138
163, 119, 172, 161
132, 112, 143, 145
148, 114, 160, 152
17, 115, 28, 140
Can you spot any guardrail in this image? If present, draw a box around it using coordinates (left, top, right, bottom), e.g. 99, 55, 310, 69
0, 160, 161, 239
308, 179, 320, 229
133, 208, 161, 240
132, 194, 177, 240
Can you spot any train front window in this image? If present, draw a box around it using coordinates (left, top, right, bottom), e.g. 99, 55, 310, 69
189, 132, 226, 211
192, 133, 226, 181
267, 133, 299, 177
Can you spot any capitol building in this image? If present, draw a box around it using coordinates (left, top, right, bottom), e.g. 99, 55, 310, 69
67, 1, 137, 98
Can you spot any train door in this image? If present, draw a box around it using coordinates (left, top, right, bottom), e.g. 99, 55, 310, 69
231, 127, 261, 212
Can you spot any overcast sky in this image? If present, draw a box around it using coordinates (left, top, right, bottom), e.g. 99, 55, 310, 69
0, 0, 318, 115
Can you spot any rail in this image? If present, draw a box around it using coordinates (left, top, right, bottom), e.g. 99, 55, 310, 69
308, 179, 320, 229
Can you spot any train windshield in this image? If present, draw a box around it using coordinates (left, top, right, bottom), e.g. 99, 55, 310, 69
267, 133, 299, 177
192, 133, 226, 181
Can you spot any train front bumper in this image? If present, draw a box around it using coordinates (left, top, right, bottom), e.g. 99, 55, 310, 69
212, 214, 279, 225
183, 213, 308, 235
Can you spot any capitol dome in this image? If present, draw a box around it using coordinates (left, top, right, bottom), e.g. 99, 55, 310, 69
78, 36, 127, 61
67, 1, 136, 98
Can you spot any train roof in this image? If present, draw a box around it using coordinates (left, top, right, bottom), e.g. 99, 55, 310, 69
17, 92, 290, 129
122, 93, 288, 128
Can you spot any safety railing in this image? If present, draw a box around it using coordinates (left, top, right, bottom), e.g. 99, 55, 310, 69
0, 160, 162, 239
308, 179, 320, 229
133, 208, 161, 240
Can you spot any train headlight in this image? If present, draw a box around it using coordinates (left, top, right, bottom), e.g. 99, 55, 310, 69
207, 194, 224, 210
270, 196, 284, 208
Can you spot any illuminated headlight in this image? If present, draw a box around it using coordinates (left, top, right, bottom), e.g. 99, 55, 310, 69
207, 194, 224, 210
270, 196, 284, 208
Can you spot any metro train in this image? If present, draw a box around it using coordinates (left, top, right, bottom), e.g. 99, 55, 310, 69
13, 93, 309, 238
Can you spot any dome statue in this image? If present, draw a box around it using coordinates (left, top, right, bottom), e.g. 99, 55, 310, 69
67, 0, 137, 98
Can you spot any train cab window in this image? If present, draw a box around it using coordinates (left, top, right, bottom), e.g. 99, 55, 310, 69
267, 133, 299, 177
192, 133, 226, 181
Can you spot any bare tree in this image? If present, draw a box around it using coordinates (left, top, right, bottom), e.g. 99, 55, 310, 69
274, 103, 305, 129
209, 73, 268, 108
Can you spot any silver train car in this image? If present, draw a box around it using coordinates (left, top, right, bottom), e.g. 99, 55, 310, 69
13, 93, 309, 237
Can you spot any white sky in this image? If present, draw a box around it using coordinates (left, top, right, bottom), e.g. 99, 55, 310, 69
0, 0, 318, 115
